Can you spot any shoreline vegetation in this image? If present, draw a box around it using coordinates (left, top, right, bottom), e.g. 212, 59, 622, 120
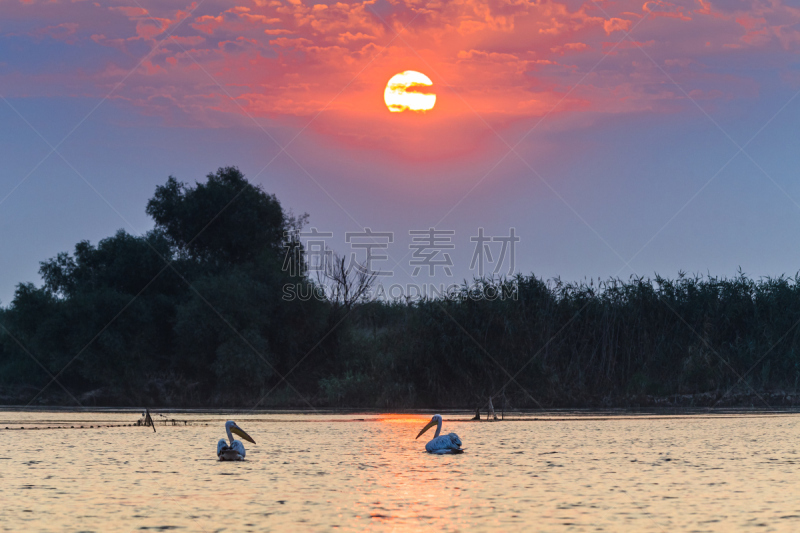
3, 391, 800, 410
3, 167, 800, 410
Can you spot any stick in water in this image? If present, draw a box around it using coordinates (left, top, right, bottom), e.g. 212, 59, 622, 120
145, 409, 156, 433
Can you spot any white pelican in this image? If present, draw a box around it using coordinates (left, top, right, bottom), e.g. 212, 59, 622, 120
216, 420, 256, 461
416, 414, 464, 454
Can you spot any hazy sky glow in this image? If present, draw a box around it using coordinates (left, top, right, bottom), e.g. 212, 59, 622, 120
2, 0, 800, 303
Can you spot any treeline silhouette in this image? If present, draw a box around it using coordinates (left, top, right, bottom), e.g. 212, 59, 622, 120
2, 167, 800, 408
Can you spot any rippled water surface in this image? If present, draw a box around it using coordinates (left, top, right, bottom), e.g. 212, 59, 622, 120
2, 410, 800, 532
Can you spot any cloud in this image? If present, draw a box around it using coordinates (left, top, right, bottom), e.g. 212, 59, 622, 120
30, 22, 80, 43
2, 0, 798, 158
110, 6, 149, 18
602, 40, 655, 52
642, 1, 692, 21
603, 18, 632, 35
550, 42, 590, 54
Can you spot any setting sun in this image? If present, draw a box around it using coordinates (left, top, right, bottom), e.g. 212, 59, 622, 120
384, 71, 436, 113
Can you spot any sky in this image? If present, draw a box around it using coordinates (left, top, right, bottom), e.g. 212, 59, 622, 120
1, 0, 800, 304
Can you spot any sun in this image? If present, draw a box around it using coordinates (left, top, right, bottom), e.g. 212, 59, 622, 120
384, 71, 436, 113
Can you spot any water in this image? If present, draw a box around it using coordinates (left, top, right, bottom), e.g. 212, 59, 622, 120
2, 410, 800, 532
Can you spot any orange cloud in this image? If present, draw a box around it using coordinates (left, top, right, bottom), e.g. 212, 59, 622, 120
110, 6, 149, 18
550, 42, 590, 54
30, 22, 79, 43
603, 18, 632, 35
643, 1, 692, 21
3, 0, 799, 159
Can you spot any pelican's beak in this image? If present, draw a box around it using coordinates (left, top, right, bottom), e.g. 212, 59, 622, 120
231, 425, 255, 444
416, 418, 437, 440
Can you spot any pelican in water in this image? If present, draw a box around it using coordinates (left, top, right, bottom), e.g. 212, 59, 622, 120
217, 420, 256, 461
416, 414, 463, 454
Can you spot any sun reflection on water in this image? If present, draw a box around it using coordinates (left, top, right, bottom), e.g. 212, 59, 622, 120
2, 411, 800, 531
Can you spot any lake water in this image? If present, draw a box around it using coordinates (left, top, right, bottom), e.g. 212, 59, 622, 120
2, 410, 800, 532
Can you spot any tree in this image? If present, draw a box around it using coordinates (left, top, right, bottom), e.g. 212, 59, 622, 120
318, 252, 377, 315
39, 230, 176, 298
146, 166, 285, 266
